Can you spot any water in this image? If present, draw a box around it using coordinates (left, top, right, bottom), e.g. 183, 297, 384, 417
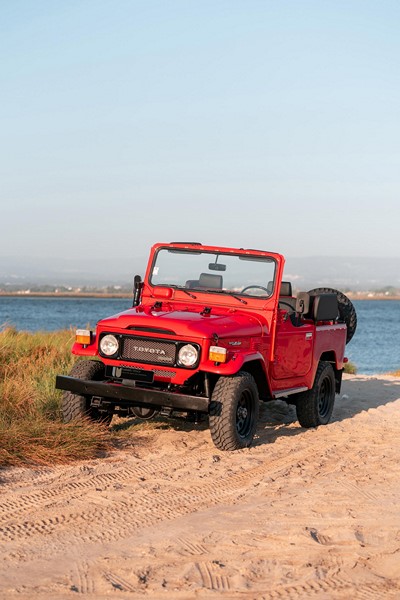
0, 297, 129, 333
0, 297, 399, 375
346, 300, 400, 374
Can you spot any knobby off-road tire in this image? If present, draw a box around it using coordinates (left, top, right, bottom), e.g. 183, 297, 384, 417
295, 361, 335, 428
61, 360, 113, 425
209, 371, 259, 451
308, 287, 357, 344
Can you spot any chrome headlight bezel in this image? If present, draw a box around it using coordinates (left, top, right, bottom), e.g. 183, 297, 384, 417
177, 343, 199, 368
99, 334, 119, 357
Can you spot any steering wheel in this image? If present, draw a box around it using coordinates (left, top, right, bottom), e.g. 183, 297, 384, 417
241, 285, 270, 295
279, 300, 296, 313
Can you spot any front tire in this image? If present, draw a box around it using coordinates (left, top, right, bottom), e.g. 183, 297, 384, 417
295, 361, 335, 428
209, 372, 259, 451
61, 360, 113, 425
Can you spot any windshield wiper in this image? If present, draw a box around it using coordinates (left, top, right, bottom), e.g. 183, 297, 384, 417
203, 289, 248, 304
168, 285, 197, 299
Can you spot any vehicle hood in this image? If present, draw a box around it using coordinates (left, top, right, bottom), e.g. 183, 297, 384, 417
98, 304, 265, 339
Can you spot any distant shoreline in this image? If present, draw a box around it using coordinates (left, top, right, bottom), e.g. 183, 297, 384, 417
0, 292, 132, 299
346, 294, 400, 301
0, 292, 400, 301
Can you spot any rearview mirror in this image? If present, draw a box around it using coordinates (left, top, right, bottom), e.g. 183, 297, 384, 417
208, 262, 226, 271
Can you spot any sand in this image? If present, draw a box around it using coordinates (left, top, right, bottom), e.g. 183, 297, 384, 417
0, 373, 399, 599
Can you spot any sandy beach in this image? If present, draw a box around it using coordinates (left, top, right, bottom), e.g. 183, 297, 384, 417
0, 373, 399, 599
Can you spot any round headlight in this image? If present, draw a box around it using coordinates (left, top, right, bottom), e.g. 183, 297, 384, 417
100, 334, 119, 356
178, 344, 198, 367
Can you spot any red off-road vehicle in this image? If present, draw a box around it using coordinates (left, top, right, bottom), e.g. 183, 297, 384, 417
56, 242, 357, 450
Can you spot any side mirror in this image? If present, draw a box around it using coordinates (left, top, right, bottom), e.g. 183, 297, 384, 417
132, 275, 143, 307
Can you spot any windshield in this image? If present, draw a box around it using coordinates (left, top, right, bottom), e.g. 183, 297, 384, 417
150, 249, 276, 298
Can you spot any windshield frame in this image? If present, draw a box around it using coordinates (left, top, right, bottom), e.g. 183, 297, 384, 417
148, 246, 278, 300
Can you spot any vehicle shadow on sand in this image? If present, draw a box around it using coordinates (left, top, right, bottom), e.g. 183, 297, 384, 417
111, 412, 209, 435
255, 375, 400, 446
110, 376, 400, 449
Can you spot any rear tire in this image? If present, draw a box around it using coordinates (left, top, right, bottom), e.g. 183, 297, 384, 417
61, 360, 113, 425
308, 287, 357, 344
296, 361, 335, 428
209, 372, 259, 450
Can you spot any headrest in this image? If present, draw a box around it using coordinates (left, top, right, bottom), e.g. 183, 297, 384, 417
280, 281, 292, 296
198, 273, 223, 289
312, 293, 338, 321
185, 279, 198, 289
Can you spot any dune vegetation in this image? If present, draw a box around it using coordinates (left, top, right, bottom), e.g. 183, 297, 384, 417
343, 360, 357, 374
0, 328, 108, 467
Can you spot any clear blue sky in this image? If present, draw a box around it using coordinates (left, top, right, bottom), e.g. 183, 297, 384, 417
2, 0, 399, 260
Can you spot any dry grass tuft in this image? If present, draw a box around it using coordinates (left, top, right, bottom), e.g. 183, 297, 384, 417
0, 328, 108, 467
344, 360, 357, 374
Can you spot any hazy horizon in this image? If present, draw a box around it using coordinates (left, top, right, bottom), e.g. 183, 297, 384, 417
1, 253, 399, 291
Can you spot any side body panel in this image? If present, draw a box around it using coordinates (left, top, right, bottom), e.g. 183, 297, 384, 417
269, 322, 347, 394
271, 316, 314, 379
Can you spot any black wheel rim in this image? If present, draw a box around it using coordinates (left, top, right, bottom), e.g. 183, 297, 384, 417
318, 377, 332, 418
236, 390, 253, 438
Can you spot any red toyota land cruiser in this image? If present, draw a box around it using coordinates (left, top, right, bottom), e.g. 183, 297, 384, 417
56, 242, 356, 450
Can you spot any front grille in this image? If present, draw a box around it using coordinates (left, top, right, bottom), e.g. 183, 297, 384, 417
121, 337, 176, 365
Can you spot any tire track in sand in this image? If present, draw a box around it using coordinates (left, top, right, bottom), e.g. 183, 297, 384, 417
0, 430, 383, 547
0, 442, 323, 544
0, 451, 209, 524
3, 401, 398, 548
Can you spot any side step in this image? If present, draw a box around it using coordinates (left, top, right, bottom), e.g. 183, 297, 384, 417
273, 386, 308, 399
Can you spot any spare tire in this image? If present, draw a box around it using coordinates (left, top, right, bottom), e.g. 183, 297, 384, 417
308, 287, 357, 344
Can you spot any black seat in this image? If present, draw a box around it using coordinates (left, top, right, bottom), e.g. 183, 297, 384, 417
295, 292, 338, 322
185, 279, 199, 289
280, 281, 292, 296
279, 281, 296, 311
198, 273, 223, 289
186, 273, 223, 290
267, 280, 293, 297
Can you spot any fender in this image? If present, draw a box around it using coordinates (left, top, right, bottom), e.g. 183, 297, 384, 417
72, 337, 97, 356
202, 351, 267, 376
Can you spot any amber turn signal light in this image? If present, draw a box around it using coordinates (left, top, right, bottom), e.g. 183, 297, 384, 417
76, 329, 92, 345
209, 346, 227, 363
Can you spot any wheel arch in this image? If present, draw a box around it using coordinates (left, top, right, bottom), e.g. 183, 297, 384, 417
319, 351, 343, 394
240, 359, 271, 400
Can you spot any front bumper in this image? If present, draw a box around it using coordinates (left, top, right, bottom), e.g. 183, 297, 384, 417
55, 375, 210, 412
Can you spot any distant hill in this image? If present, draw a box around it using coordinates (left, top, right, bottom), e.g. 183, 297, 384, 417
0, 255, 398, 291
0, 256, 146, 287
283, 256, 400, 291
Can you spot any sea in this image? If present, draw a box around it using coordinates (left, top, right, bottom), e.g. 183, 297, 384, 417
0, 297, 399, 375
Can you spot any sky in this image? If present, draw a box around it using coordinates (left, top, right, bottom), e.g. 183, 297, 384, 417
1, 0, 400, 262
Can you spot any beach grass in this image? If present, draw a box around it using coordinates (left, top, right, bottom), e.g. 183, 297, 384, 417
344, 360, 357, 374
0, 328, 108, 467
